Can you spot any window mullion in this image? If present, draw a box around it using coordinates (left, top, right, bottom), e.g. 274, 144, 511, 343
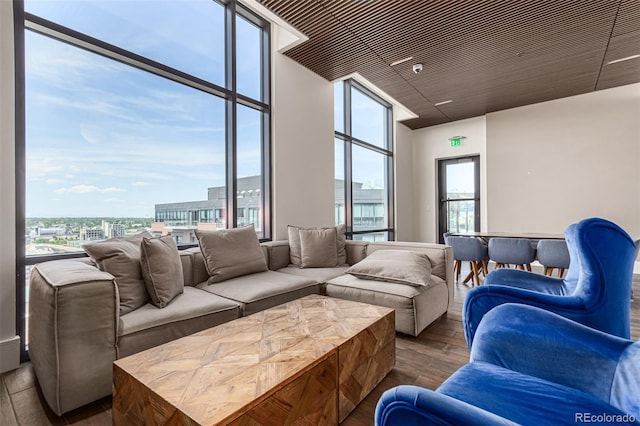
343, 81, 353, 238
260, 19, 271, 239
225, 1, 237, 229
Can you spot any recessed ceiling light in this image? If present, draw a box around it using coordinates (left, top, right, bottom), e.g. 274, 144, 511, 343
607, 54, 640, 65
390, 56, 413, 66
434, 100, 453, 106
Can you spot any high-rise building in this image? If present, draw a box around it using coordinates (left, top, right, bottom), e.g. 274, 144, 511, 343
79, 228, 105, 241
110, 223, 125, 238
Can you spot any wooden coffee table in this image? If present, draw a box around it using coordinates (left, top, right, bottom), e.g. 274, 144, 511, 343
113, 294, 395, 425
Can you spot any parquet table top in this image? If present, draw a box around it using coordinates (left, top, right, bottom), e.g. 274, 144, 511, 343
113, 295, 395, 425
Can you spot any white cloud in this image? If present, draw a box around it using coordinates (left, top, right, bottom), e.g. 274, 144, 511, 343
54, 185, 126, 194
132, 181, 149, 187
102, 187, 126, 193
46, 178, 65, 184
55, 185, 99, 194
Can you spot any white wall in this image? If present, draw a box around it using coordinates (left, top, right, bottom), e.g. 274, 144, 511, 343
411, 117, 487, 243
0, 1, 21, 373
486, 83, 640, 237
411, 84, 640, 245
394, 122, 414, 241
271, 53, 335, 240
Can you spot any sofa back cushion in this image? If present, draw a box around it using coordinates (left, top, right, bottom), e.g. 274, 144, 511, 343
299, 228, 338, 268
195, 226, 268, 283
261, 241, 290, 271
288, 224, 347, 267
83, 232, 150, 315
346, 249, 433, 287
345, 241, 368, 265
140, 235, 184, 308
367, 242, 447, 282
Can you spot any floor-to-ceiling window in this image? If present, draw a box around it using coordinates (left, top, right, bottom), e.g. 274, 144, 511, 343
16, 0, 271, 359
334, 80, 394, 241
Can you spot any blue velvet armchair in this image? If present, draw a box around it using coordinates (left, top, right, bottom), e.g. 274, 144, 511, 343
464, 217, 636, 346
375, 304, 640, 425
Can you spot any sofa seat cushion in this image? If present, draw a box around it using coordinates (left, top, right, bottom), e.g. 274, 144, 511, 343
276, 266, 349, 284
197, 271, 319, 316
117, 287, 240, 358
438, 362, 631, 426
119, 286, 240, 337
325, 274, 449, 336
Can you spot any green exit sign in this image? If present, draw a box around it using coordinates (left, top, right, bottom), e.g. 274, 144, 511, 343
449, 136, 465, 147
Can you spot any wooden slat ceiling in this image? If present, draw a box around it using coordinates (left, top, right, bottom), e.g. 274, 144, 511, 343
258, 0, 640, 129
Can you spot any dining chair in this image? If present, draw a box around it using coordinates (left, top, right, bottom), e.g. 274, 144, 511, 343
488, 238, 536, 271
536, 239, 570, 277
445, 236, 489, 286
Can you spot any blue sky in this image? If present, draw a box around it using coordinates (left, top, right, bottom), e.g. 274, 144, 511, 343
25, 0, 261, 218
25, 0, 386, 218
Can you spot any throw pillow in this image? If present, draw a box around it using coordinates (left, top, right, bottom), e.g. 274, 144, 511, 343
195, 225, 268, 283
83, 232, 150, 315
140, 235, 184, 308
299, 228, 338, 268
346, 249, 434, 287
288, 224, 346, 267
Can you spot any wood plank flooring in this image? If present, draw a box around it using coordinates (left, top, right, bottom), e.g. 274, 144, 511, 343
2, 271, 639, 426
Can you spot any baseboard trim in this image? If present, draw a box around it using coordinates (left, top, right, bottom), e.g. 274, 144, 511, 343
0, 335, 21, 373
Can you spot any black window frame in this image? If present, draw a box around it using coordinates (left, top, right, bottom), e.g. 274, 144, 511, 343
437, 155, 481, 243
14, 0, 272, 361
335, 79, 394, 241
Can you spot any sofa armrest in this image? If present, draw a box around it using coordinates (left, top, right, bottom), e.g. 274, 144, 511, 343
471, 304, 632, 402
28, 260, 119, 415
261, 240, 290, 270
484, 268, 565, 292
375, 385, 516, 425
462, 283, 599, 346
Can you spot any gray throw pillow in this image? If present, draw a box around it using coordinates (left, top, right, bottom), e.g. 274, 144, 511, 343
288, 224, 347, 267
140, 235, 184, 308
299, 228, 338, 268
83, 232, 150, 315
346, 249, 434, 287
195, 225, 268, 283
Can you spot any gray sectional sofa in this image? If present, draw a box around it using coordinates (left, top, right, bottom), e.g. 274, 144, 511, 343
28, 238, 453, 415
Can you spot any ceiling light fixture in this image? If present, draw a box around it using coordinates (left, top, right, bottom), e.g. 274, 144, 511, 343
390, 56, 413, 66
607, 54, 640, 65
434, 100, 453, 106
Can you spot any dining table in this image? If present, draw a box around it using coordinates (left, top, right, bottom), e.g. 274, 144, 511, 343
449, 231, 565, 244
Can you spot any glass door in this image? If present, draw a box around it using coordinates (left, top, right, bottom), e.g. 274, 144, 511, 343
438, 156, 480, 243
